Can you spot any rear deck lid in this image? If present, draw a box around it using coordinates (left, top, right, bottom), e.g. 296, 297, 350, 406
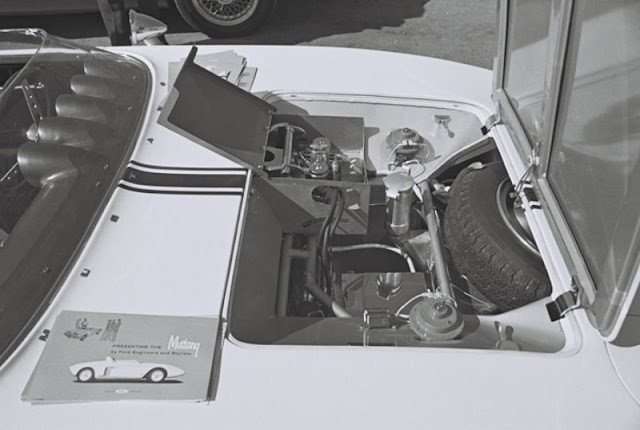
492, 0, 640, 342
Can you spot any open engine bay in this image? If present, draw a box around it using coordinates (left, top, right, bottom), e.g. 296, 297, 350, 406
163, 49, 566, 353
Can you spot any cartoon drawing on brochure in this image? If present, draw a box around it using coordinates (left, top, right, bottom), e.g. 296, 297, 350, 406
69, 356, 185, 383
63, 317, 102, 342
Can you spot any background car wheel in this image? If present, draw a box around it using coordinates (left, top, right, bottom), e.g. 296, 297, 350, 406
443, 162, 552, 312
76, 367, 94, 382
146, 368, 167, 383
173, 0, 276, 37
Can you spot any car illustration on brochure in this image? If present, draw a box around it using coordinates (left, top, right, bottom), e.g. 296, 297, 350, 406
69, 357, 184, 383
0, 0, 639, 428
63, 327, 102, 341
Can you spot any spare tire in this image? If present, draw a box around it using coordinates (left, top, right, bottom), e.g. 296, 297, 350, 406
443, 162, 551, 312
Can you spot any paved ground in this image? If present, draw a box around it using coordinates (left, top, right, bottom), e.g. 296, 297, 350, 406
0, 0, 497, 68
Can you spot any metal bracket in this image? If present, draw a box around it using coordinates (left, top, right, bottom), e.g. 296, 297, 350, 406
38, 329, 50, 342
265, 122, 306, 174
512, 141, 541, 207
480, 113, 501, 135
546, 281, 582, 322
434, 114, 455, 138
363, 309, 403, 329
520, 182, 541, 210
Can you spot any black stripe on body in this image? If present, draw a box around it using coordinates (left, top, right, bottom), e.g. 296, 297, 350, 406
118, 184, 243, 196
123, 167, 246, 188
129, 160, 246, 172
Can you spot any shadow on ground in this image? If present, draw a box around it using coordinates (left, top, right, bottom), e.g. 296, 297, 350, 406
0, 0, 429, 45
0, 0, 495, 67
197, 0, 430, 45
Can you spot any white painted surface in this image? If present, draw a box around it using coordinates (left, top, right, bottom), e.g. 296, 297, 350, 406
608, 323, 640, 408
0, 45, 638, 429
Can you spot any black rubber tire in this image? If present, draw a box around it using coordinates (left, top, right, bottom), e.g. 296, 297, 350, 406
174, 0, 276, 37
76, 367, 95, 382
145, 368, 167, 383
443, 162, 551, 312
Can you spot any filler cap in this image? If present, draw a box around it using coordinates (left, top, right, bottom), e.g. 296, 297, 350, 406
383, 172, 414, 199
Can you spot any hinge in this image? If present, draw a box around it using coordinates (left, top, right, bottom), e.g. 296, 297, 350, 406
546, 280, 582, 322
512, 141, 541, 207
522, 185, 542, 209
38, 329, 50, 342
480, 113, 501, 135
518, 182, 541, 209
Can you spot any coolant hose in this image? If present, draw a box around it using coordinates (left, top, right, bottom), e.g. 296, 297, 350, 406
330, 244, 416, 273
306, 236, 351, 318
304, 275, 352, 318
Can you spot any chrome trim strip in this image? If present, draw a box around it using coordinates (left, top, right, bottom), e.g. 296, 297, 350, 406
533, 0, 600, 307
493, 89, 533, 167
493, 0, 509, 94
493, 0, 599, 313
539, 0, 575, 175
536, 178, 597, 305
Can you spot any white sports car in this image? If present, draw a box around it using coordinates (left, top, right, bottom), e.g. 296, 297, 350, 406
0, 0, 639, 428
69, 357, 184, 382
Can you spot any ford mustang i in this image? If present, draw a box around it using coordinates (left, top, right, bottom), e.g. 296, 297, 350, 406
0, 0, 639, 428
69, 357, 184, 382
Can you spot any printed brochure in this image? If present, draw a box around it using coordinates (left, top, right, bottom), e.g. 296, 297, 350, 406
22, 311, 219, 403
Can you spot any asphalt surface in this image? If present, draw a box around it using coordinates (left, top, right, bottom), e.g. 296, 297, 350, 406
0, 0, 497, 69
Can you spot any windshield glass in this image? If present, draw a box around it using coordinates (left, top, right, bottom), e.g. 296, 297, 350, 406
547, 0, 640, 335
503, 0, 553, 146
0, 30, 149, 364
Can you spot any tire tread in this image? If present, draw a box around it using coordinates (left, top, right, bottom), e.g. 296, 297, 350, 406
444, 163, 552, 312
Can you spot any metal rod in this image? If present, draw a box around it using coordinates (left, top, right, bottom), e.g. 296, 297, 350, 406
306, 235, 318, 288
268, 123, 306, 175
288, 249, 308, 259
421, 185, 453, 298
281, 126, 295, 175
276, 234, 295, 317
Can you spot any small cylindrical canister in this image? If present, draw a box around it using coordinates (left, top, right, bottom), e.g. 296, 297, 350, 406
383, 172, 415, 236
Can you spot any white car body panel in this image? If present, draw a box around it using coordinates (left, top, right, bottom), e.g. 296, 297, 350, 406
0, 45, 638, 429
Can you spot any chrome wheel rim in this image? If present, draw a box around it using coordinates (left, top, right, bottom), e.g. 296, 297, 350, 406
496, 178, 540, 258
193, 0, 258, 26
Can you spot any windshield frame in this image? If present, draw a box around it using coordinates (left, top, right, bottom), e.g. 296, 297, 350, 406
0, 29, 151, 366
494, 0, 640, 340
493, 0, 596, 301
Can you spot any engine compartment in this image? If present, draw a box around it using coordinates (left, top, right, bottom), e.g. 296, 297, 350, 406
228, 95, 566, 353
157, 47, 564, 352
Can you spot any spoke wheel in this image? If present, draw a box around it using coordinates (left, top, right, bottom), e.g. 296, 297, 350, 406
194, 0, 258, 25
174, 0, 276, 37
